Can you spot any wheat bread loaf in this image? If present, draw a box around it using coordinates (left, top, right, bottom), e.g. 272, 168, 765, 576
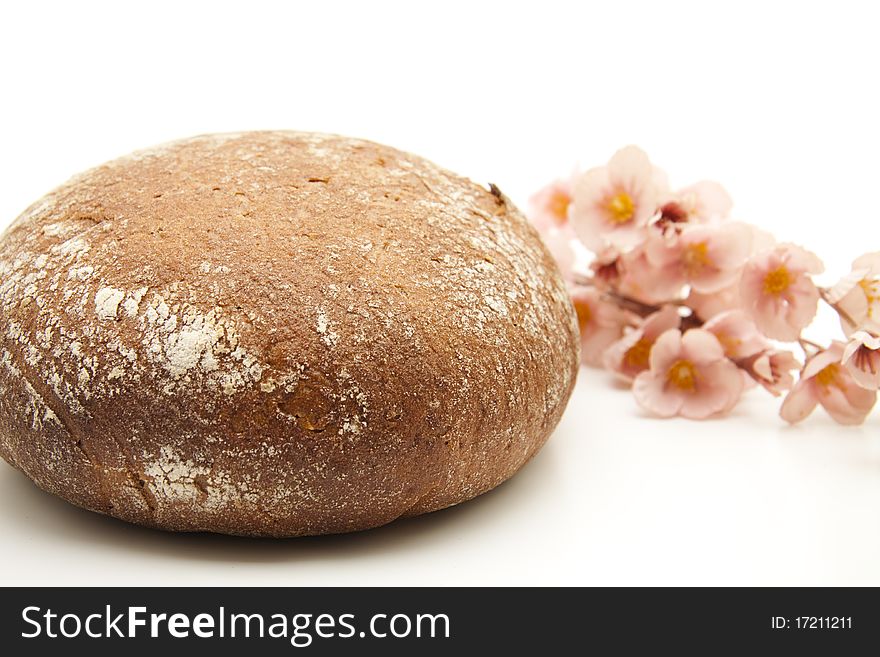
0, 131, 578, 536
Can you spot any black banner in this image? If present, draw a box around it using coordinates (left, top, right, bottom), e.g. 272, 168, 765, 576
0, 587, 876, 654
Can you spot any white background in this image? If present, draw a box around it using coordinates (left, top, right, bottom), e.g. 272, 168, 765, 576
1, 0, 879, 585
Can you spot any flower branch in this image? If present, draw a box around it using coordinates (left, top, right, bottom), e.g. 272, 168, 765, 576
529, 146, 880, 425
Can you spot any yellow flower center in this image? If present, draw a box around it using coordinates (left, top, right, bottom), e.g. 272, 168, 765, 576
815, 363, 840, 388
573, 297, 593, 332
624, 338, 653, 370
549, 190, 571, 225
667, 359, 697, 391
859, 279, 880, 318
714, 331, 741, 358
682, 242, 711, 275
763, 266, 791, 296
606, 191, 635, 224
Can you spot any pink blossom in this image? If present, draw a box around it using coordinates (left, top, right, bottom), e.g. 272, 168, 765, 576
742, 349, 800, 396
618, 242, 715, 305
740, 243, 824, 341
603, 305, 681, 382
780, 342, 877, 425
702, 310, 768, 360
527, 180, 579, 284
571, 287, 630, 367
842, 331, 880, 390
618, 245, 684, 304
589, 246, 624, 290
633, 328, 745, 419
687, 282, 742, 321
539, 226, 577, 285
528, 179, 573, 233
748, 225, 777, 254
826, 252, 880, 335
644, 222, 752, 295
571, 146, 669, 252
676, 181, 733, 223
652, 181, 733, 238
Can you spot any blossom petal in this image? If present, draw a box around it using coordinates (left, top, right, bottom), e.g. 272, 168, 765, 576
608, 146, 654, 197
689, 266, 742, 295
570, 167, 612, 251
679, 359, 744, 419
835, 286, 869, 335
780, 242, 824, 275
802, 342, 845, 379
582, 325, 625, 367
703, 310, 768, 359
688, 283, 742, 321
750, 350, 799, 396
751, 293, 800, 341
706, 223, 753, 269
538, 227, 576, 283
841, 333, 880, 390
826, 267, 871, 304
633, 371, 683, 417
680, 328, 725, 365
602, 327, 645, 381
643, 305, 682, 339
644, 232, 682, 268
679, 180, 733, 221
528, 179, 572, 232
852, 251, 880, 276
841, 373, 879, 411
819, 382, 876, 425
783, 277, 820, 335
621, 246, 686, 303
780, 381, 818, 424
843, 330, 880, 355
649, 329, 683, 373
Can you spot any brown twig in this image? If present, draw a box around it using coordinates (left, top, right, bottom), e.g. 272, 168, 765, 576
572, 274, 701, 329
600, 289, 664, 318
798, 337, 823, 359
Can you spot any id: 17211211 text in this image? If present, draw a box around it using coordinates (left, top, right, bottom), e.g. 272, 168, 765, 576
771, 616, 852, 630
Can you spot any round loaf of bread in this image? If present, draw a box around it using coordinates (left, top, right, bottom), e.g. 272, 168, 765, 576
0, 132, 578, 537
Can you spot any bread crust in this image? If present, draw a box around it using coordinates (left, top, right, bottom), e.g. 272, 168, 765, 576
0, 132, 578, 536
